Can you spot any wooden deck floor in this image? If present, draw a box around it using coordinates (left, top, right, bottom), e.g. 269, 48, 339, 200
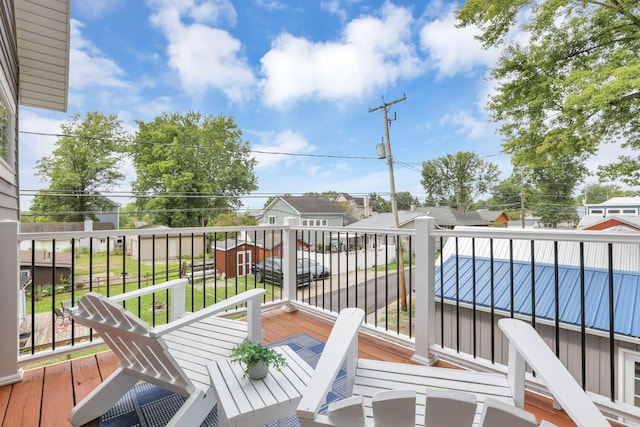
1, 308, 584, 427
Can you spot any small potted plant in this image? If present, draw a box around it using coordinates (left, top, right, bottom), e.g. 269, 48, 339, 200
229, 340, 288, 380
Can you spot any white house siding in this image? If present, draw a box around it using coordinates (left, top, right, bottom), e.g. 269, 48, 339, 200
0, 0, 19, 221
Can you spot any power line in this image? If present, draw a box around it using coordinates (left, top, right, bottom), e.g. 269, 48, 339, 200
19, 130, 380, 161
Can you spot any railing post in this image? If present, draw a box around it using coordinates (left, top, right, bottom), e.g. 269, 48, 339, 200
412, 216, 438, 365
0, 220, 23, 385
281, 217, 298, 312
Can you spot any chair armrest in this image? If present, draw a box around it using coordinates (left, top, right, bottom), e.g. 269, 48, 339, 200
297, 307, 365, 420
498, 318, 609, 427
150, 288, 265, 341
107, 278, 189, 303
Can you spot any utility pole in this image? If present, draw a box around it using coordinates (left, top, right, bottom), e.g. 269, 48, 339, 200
369, 94, 408, 311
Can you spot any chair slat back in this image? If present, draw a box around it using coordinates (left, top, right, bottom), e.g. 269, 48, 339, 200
72, 292, 193, 394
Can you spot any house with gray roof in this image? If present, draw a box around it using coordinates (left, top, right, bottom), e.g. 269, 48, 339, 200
262, 196, 346, 227
334, 193, 372, 220
262, 196, 347, 245
585, 194, 640, 216
413, 206, 491, 228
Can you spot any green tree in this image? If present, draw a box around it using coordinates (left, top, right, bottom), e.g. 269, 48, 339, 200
529, 155, 583, 226
369, 193, 391, 213
30, 112, 129, 222
395, 191, 420, 210
210, 212, 259, 240
457, 0, 640, 185
489, 177, 523, 211
576, 184, 624, 205
421, 151, 500, 211
132, 112, 257, 227
303, 191, 339, 201
118, 202, 139, 229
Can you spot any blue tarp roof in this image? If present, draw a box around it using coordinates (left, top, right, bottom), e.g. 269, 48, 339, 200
435, 256, 640, 338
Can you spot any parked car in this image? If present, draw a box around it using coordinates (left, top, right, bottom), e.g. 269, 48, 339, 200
299, 258, 330, 279
253, 258, 311, 286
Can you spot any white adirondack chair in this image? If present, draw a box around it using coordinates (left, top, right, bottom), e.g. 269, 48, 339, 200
297, 308, 588, 427
498, 318, 610, 427
68, 285, 265, 427
298, 308, 516, 427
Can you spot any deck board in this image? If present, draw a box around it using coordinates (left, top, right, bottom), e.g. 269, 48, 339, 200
42, 363, 75, 427
0, 308, 588, 427
3, 367, 44, 427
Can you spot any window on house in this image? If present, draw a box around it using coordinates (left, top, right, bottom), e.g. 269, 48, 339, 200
267, 216, 276, 225
608, 209, 621, 214
635, 361, 639, 407
0, 80, 15, 182
623, 209, 636, 214
620, 348, 640, 408
0, 101, 8, 162
590, 209, 603, 214
302, 219, 328, 226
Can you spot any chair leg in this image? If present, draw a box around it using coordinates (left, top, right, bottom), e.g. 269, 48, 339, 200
68, 368, 137, 427
166, 387, 216, 427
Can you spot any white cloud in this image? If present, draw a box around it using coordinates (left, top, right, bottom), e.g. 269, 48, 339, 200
256, 0, 286, 11
147, 0, 255, 102
321, 0, 347, 22
251, 130, 316, 169
69, 20, 128, 91
259, 3, 422, 109
419, 7, 500, 78
440, 110, 490, 139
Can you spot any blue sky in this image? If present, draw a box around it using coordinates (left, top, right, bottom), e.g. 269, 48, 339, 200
18, 0, 625, 212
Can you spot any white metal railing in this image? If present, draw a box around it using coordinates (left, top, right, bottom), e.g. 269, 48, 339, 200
3, 217, 640, 423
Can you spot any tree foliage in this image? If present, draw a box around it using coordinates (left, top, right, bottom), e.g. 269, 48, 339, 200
457, 0, 640, 185
576, 183, 625, 205
303, 191, 339, 200
30, 112, 129, 221
421, 151, 500, 211
369, 193, 391, 213
528, 155, 582, 226
395, 191, 420, 210
132, 112, 257, 227
489, 176, 524, 211
210, 212, 259, 240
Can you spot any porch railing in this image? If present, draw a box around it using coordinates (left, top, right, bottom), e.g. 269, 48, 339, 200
2, 216, 640, 423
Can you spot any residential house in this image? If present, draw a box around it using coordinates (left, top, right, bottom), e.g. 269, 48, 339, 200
578, 215, 640, 232
347, 207, 493, 252
412, 206, 491, 228
334, 193, 372, 220
94, 199, 121, 229
262, 196, 346, 245
262, 196, 346, 226
0, 0, 71, 386
476, 210, 510, 227
0, 0, 69, 221
436, 228, 640, 401
585, 195, 640, 216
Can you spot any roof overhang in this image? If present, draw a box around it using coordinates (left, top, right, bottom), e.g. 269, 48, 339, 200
15, 0, 70, 112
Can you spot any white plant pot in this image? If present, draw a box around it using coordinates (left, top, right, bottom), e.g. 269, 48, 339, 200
248, 360, 268, 380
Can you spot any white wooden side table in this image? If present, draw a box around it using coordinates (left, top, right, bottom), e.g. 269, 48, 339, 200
208, 345, 314, 427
